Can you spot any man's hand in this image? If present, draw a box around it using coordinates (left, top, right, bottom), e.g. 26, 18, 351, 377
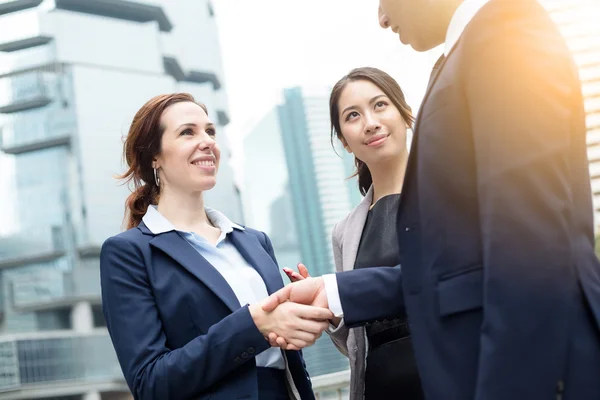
262, 276, 328, 312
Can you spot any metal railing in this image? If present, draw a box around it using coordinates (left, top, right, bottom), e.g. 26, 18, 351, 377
312, 370, 350, 400
0, 330, 123, 394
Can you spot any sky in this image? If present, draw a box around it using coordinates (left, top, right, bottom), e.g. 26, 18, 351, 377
212, 0, 443, 174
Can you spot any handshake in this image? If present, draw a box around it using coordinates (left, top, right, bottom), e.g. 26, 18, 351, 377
249, 264, 336, 351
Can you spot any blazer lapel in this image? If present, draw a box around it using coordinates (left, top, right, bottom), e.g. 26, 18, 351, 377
229, 230, 285, 295
149, 231, 241, 312
342, 187, 373, 272
399, 52, 450, 218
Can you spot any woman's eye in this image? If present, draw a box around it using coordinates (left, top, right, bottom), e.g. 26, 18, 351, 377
207, 128, 217, 137
180, 129, 193, 136
346, 111, 359, 121
375, 101, 387, 108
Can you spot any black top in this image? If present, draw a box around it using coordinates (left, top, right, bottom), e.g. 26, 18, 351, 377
354, 194, 401, 270
352, 193, 425, 399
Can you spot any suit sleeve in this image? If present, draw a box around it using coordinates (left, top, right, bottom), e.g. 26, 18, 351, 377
100, 236, 270, 400
463, 5, 578, 398
336, 266, 404, 328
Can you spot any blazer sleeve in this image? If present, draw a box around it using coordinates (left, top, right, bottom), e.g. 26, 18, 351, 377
100, 235, 271, 400
336, 265, 404, 328
325, 222, 351, 357
462, 4, 579, 398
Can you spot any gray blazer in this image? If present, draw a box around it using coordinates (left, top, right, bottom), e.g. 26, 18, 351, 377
326, 187, 373, 400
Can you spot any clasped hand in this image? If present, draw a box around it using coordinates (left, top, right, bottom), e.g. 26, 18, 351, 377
251, 264, 332, 350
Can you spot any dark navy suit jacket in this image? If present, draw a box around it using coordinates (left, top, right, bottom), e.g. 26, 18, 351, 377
336, 1, 600, 399
100, 222, 314, 400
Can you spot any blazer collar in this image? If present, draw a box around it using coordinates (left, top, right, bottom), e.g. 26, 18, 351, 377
139, 222, 284, 312
148, 230, 241, 312
341, 186, 373, 271
228, 230, 285, 296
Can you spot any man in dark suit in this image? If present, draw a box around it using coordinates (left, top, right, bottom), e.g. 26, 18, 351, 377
263, 0, 600, 399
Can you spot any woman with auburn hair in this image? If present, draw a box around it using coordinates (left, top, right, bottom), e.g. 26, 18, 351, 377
282, 68, 425, 399
100, 93, 332, 400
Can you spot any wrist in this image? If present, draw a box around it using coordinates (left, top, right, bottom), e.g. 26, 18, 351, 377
249, 303, 270, 336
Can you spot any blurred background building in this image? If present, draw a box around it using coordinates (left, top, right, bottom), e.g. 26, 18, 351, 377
242, 86, 360, 382
0, 0, 237, 399
542, 0, 600, 228
0, 0, 597, 400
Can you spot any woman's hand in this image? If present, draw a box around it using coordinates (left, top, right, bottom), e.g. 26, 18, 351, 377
249, 300, 332, 350
283, 263, 310, 282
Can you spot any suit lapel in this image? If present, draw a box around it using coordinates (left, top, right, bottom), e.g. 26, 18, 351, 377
399, 52, 450, 218
229, 230, 284, 295
342, 187, 373, 271
149, 231, 241, 312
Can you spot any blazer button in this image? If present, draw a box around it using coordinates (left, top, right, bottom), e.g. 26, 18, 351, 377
248, 347, 255, 354
241, 352, 249, 359
234, 357, 242, 364
405, 227, 410, 232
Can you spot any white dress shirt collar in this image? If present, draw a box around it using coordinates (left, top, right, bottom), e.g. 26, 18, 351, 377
444, 0, 490, 56
142, 205, 244, 235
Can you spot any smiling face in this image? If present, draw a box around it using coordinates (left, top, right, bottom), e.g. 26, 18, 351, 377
337, 79, 408, 168
152, 101, 220, 195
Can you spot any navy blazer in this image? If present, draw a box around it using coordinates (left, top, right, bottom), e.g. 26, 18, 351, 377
100, 221, 314, 400
336, 1, 600, 399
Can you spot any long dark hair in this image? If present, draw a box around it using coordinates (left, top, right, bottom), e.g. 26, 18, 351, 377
329, 67, 414, 196
118, 93, 208, 229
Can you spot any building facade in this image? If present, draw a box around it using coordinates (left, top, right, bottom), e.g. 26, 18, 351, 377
243, 87, 360, 379
542, 0, 600, 228
0, 1, 237, 399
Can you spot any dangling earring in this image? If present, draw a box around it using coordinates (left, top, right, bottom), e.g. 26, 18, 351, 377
153, 168, 160, 187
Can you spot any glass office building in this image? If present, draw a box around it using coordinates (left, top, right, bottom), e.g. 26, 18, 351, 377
0, 1, 237, 399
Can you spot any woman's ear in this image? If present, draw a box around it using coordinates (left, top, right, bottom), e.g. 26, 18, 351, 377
339, 137, 352, 154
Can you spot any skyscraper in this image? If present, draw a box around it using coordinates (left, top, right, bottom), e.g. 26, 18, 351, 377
0, 1, 236, 399
542, 0, 600, 228
278, 87, 360, 278
243, 86, 360, 378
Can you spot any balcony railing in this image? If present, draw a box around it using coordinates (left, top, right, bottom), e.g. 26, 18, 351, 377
0, 331, 124, 395
0, 225, 66, 268
0, 115, 72, 155
0, 64, 67, 114
312, 370, 350, 400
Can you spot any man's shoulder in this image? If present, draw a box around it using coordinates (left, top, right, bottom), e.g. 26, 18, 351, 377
464, 0, 562, 44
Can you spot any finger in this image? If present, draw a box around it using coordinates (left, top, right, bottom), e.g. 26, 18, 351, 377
286, 343, 301, 351
261, 285, 292, 312
289, 272, 305, 282
276, 336, 288, 348
283, 268, 304, 282
287, 331, 323, 349
267, 332, 280, 347
297, 263, 310, 279
294, 318, 331, 334
286, 330, 320, 347
292, 303, 334, 320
